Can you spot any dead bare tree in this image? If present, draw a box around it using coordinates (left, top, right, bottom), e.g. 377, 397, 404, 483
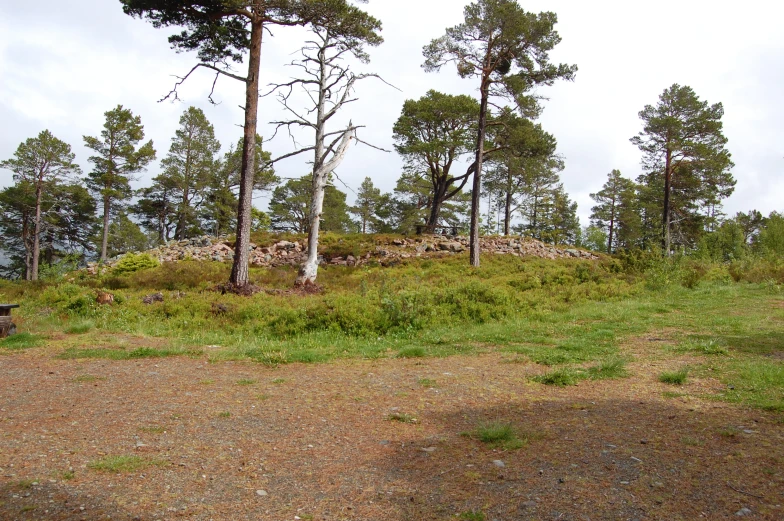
266, 27, 391, 286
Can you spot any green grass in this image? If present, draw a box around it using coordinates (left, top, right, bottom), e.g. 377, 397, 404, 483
0, 333, 44, 350
721, 360, 784, 411
64, 320, 94, 334
418, 378, 437, 388
459, 511, 486, 521
387, 412, 418, 424
464, 422, 530, 450
677, 337, 729, 355
397, 346, 426, 358
56, 347, 193, 360
585, 357, 630, 380
532, 367, 581, 387
2, 251, 782, 411
73, 374, 106, 383
88, 455, 165, 473
235, 379, 257, 386
218, 411, 231, 418
659, 368, 689, 385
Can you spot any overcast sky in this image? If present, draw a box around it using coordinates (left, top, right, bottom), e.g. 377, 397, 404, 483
1, 0, 782, 227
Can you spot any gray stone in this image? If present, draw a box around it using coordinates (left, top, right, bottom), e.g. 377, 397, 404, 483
735, 507, 752, 516
492, 460, 505, 468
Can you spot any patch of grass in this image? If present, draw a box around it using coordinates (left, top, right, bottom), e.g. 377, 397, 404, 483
236, 379, 257, 386
271, 378, 286, 384
397, 346, 426, 358
73, 374, 106, 383
464, 422, 527, 450
20, 505, 36, 513
678, 338, 728, 356
532, 367, 581, 387
681, 436, 704, 446
16, 479, 36, 489
60, 470, 75, 481
718, 426, 741, 438
721, 360, 784, 411
57, 347, 191, 360
138, 425, 165, 434
199, 379, 214, 385
659, 368, 689, 385
418, 378, 436, 388
662, 391, 686, 399
585, 357, 629, 380
218, 411, 231, 418
287, 350, 328, 364
65, 320, 94, 334
387, 412, 418, 424
459, 511, 486, 521
0, 333, 44, 350
88, 455, 165, 473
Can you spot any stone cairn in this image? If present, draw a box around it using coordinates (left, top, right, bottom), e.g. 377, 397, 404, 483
86, 235, 598, 275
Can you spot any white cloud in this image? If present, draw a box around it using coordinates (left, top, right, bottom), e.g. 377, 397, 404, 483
1, 0, 782, 227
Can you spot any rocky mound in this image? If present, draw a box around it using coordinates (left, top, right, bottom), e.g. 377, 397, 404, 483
88, 235, 598, 274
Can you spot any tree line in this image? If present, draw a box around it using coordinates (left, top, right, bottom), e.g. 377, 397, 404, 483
1, 0, 780, 283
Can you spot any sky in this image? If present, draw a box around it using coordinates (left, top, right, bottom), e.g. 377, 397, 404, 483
1, 0, 782, 228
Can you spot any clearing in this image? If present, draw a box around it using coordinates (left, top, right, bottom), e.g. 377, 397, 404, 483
1, 335, 782, 520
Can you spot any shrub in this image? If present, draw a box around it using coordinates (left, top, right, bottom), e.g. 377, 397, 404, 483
112, 253, 159, 276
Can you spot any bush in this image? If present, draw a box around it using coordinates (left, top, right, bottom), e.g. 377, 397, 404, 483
112, 253, 159, 276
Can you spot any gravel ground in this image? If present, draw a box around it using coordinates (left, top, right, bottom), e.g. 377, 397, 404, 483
1, 343, 782, 521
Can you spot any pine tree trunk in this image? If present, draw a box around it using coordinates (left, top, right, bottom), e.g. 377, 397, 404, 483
504, 167, 512, 236
607, 195, 616, 254
101, 195, 110, 262
30, 185, 43, 281
663, 149, 672, 254
470, 81, 490, 267
229, 17, 263, 287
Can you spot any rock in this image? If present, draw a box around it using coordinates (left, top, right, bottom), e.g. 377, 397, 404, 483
393, 239, 404, 246
735, 508, 752, 516
255, 490, 268, 497
447, 242, 464, 253
142, 293, 164, 305
492, 460, 505, 468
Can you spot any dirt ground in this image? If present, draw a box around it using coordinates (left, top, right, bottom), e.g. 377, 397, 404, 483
1, 339, 782, 521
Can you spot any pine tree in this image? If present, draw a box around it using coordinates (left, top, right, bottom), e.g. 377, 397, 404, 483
122, 0, 382, 288
157, 107, 221, 240
351, 177, 383, 234
0, 130, 82, 280
84, 105, 155, 262
424, 0, 576, 266
590, 170, 636, 253
630, 84, 734, 253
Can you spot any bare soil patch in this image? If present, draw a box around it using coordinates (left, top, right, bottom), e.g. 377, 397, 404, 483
1, 344, 782, 521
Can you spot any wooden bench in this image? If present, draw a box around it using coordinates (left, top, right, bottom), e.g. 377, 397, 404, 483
0, 304, 19, 338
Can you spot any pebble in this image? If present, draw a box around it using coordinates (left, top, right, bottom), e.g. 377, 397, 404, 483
735, 507, 752, 516
256, 490, 268, 497
421, 447, 436, 453
492, 460, 505, 468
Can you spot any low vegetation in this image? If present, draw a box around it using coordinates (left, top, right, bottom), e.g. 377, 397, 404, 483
0, 251, 781, 412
